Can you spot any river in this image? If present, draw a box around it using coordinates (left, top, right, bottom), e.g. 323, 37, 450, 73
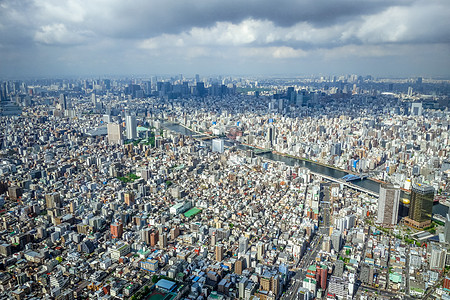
163, 122, 448, 217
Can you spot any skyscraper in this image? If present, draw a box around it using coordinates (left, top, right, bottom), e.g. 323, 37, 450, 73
267, 126, 276, 146
107, 123, 123, 145
405, 183, 434, 228
126, 115, 137, 140
377, 184, 400, 226
59, 94, 68, 110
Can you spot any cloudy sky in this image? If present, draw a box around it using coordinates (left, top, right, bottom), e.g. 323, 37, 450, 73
0, 0, 449, 78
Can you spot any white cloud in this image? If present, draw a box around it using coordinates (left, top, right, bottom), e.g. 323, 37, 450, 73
34, 23, 94, 45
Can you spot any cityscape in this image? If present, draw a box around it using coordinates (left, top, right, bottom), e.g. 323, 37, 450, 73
0, 75, 449, 300
1, 0, 450, 300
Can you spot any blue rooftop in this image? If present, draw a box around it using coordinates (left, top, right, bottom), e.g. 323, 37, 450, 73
155, 279, 176, 292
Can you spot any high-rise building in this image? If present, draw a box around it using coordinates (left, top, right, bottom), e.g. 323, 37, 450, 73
331, 229, 342, 252
405, 183, 434, 228
235, 258, 243, 275
238, 236, 248, 255
430, 245, 447, 271
377, 184, 400, 225
257, 242, 265, 261
267, 126, 276, 145
124, 192, 135, 206
141, 228, 152, 244
150, 231, 159, 246
316, 265, 328, 290
91, 93, 96, 106
445, 214, 450, 244
126, 115, 137, 140
444, 277, 450, 290
215, 244, 224, 262
331, 143, 342, 156
59, 94, 68, 110
107, 123, 123, 145
411, 102, 423, 116
111, 222, 123, 239
159, 233, 167, 249
212, 139, 224, 153
45, 193, 61, 209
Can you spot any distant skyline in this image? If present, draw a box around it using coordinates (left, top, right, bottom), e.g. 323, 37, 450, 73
0, 0, 449, 78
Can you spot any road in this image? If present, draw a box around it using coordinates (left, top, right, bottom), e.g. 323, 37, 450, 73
405, 246, 411, 297
281, 234, 323, 300
423, 275, 445, 299
359, 284, 402, 298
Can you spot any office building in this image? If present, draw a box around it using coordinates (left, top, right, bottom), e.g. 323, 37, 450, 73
238, 236, 248, 255
331, 229, 342, 252
212, 139, 224, 153
377, 184, 400, 225
126, 115, 137, 140
107, 123, 123, 145
405, 183, 434, 228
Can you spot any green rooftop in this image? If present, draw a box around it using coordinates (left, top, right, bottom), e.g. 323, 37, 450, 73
307, 265, 317, 272
389, 272, 402, 283
184, 207, 202, 218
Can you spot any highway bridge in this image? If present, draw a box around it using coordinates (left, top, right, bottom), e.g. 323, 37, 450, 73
310, 171, 379, 197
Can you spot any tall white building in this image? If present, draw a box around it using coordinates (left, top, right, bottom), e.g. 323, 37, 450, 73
212, 138, 224, 153
377, 184, 400, 225
430, 245, 447, 271
107, 123, 123, 145
444, 214, 450, 244
126, 115, 137, 140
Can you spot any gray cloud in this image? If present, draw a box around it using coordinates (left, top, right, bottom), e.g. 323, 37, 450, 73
0, 0, 449, 77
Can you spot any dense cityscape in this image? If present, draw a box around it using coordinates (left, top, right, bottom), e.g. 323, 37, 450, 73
0, 74, 449, 300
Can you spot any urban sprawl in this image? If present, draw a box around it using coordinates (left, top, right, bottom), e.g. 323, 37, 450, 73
0, 75, 449, 300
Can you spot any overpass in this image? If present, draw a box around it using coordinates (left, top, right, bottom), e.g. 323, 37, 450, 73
310, 171, 379, 197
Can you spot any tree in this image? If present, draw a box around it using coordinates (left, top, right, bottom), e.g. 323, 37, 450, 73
152, 275, 159, 283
